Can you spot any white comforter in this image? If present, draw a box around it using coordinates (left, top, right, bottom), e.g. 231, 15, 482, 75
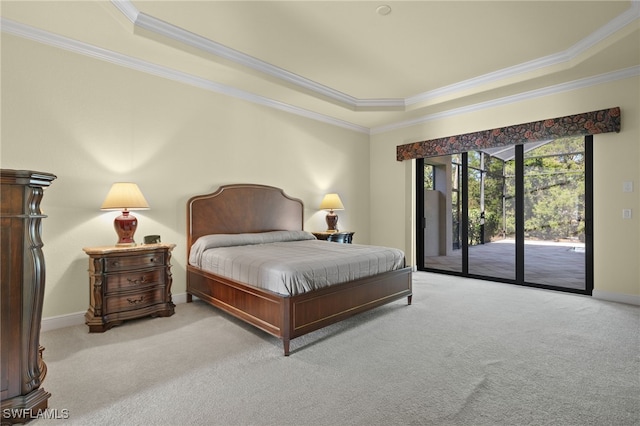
189, 231, 405, 296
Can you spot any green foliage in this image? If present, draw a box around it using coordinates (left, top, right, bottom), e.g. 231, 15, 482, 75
467, 137, 585, 244
424, 164, 434, 189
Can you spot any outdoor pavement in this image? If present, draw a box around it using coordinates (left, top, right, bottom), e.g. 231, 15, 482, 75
425, 239, 586, 290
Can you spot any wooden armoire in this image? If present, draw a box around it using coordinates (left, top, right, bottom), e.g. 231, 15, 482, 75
1, 169, 56, 424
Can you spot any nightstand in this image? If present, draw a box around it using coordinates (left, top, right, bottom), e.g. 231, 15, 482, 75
83, 243, 176, 332
312, 231, 355, 244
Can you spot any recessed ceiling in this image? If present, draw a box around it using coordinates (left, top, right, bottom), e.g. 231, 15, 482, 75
2, 0, 639, 132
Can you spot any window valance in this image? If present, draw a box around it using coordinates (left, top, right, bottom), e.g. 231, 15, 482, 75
396, 107, 621, 161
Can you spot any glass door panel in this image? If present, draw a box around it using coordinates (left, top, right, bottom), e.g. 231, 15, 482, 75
523, 137, 586, 289
467, 148, 516, 280
424, 155, 462, 273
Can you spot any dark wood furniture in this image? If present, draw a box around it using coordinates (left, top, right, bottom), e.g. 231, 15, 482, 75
312, 231, 355, 243
186, 184, 412, 356
83, 244, 176, 332
1, 169, 55, 424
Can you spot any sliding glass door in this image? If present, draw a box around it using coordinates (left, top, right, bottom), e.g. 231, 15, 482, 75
467, 149, 516, 281
417, 136, 592, 295
522, 138, 587, 289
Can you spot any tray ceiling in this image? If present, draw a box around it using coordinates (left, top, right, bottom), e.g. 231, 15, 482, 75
2, 0, 639, 133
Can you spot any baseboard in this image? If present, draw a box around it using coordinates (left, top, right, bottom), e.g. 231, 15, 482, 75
41, 310, 86, 332
592, 290, 640, 306
41, 292, 191, 332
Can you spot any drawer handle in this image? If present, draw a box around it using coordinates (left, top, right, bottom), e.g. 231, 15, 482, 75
127, 296, 144, 305
127, 276, 148, 285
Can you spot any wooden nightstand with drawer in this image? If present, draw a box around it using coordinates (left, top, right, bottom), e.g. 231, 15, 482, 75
83, 243, 176, 332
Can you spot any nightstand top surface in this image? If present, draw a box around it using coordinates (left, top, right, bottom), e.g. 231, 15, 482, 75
312, 231, 354, 235
83, 243, 176, 255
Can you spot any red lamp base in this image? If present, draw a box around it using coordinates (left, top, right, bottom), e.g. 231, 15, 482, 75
325, 210, 339, 232
114, 210, 138, 246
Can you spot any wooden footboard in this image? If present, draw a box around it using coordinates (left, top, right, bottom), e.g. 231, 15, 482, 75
288, 267, 413, 339
187, 265, 412, 355
187, 265, 287, 339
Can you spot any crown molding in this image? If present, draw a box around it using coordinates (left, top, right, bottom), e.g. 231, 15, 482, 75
134, 10, 383, 111
405, 0, 640, 108
111, 0, 139, 23
371, 65, 640, 135
0, 18, 369, 134
113, 0, 639, 111
113, 0, 406, 110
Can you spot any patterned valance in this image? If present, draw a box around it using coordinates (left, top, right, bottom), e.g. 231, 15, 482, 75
396, 107, 621, 161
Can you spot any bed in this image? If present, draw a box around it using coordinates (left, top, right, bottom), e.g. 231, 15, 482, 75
186, 184, 412, 355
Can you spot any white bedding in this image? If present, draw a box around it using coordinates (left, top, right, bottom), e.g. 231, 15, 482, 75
189, 231, 406, 296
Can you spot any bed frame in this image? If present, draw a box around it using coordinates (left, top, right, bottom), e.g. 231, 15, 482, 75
186, 184, 412, 355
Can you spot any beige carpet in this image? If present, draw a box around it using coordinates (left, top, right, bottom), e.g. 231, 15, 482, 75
34, 272, 639, 425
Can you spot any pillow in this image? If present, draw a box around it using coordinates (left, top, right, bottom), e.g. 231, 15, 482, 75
189, 230, 316, 266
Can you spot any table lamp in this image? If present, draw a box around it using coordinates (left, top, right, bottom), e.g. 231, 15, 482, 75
101, 182, 150, 246
319, 193, 344, 232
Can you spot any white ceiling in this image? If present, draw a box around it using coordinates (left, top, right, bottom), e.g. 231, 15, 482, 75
2, 1, 639, 133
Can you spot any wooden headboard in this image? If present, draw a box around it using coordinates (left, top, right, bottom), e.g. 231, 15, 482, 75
187, 184, 304, 251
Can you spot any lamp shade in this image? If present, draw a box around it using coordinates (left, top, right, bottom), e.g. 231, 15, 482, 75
319, 193, 344, 211
101, 182, 150, 210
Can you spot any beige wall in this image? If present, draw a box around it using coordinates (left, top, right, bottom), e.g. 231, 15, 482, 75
2, 34, 638, 324
370, 75, 640, 301
1, 35, 371, 318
